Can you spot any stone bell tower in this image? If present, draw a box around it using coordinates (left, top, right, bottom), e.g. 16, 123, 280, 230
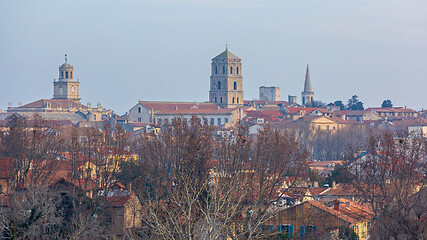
53, 54, 80, 101
209, 47, 244, 108
301, 64, 314, 106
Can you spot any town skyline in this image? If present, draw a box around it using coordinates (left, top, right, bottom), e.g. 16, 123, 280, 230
1, 0, 426, 114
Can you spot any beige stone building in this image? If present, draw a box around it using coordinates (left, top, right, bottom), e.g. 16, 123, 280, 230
209, 48, 244, 108
128, 101, 244, 127
259, 86, 280, 101
7, 56, 109, 123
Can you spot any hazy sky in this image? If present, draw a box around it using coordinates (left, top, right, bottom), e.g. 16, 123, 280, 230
1, 0, 426, 114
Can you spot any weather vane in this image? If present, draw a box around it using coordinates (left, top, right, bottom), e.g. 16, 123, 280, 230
65, 54, 68, 63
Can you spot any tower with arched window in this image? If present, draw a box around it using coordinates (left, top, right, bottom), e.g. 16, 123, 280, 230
53, 55, 80, 101
209, 48, 243, 108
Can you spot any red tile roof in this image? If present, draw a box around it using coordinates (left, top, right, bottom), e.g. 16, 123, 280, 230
156, 108, 236, 115
106, 191, 134, 207
243, 100, 290, 106
139, 101, 220, 112
366, 107, 417, 113
18, 99, 88, 109
393, 117, 427, 126
284, 107, 326, 115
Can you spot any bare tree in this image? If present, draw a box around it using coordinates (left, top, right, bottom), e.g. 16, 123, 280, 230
123, 118, 310, 239
348, 131, 426, 240
0, 115, 64, 190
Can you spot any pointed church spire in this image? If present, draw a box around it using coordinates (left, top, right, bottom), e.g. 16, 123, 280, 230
304, 64, 312, 93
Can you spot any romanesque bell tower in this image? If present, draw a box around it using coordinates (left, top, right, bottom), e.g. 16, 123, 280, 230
53, 55, 80, 101
209, 48, 244, 108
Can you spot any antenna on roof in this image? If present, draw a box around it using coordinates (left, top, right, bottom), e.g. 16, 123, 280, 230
225, 43, 228, 51
65, 54, 68, 63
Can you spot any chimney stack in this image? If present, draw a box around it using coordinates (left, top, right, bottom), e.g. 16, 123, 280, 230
313, 181, 319, 188
333, 200, 340, 211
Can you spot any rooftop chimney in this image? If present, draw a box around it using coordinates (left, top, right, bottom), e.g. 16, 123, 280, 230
333, 200, 340, 211
313, 181, 319, 188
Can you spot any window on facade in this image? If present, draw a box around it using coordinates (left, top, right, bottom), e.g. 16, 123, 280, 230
230, 66, 233, 74
223, 66, 225, 74
234, 81, 237, 90
333, 126, 336, 130
93, 115, 96, 121
327, 125, 330, 131
232, 97, 235, 103
225, 118, 228, 123
218, 81, 221, 90
215, 97, 217, 103
61, 71, 64, 78
138, 107, 141, 113
70, 72, 73, 78
237, 66, 239, 74
218, 118, 222, 126
210, 118, 215, 125
220, 97, 223, 103
237, 97, 239, 104
277, 225, 293, 238
66, 71, 68, 78
300, 225, 317, 237
215, 66, 217, 74
138, 117, 141, 122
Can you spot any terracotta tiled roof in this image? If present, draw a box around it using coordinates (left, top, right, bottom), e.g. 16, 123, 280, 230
18, 99, 87, 109
156, 108, 236, 115
331, 115, 350, 124
244, 100, 290, 105
366, 107, 417, 113
139, 101, 221, 112
334, 110, 366, 116
106, 191, 133, 207
284, 107, 324, 115
307, 200, 373, 224
393, 117, 427, 126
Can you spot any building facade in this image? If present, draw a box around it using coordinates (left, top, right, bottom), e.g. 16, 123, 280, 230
259, 86, 280, 101
209, 48, 244, 108
7, 56, 109, 122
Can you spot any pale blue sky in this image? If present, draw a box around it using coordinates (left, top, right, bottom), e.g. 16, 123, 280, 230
1, 0, 426, 114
